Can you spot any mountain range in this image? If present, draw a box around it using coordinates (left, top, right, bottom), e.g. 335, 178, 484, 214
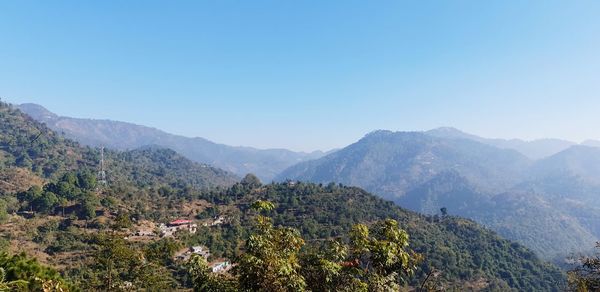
0, 100, 565, 290
426, 127, 588, 160
277, 130, 600, 259
18, 103, 327, 182
17, 102, 600, 260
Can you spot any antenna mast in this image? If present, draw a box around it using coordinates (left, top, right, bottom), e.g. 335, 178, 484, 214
98, 146, 107, 185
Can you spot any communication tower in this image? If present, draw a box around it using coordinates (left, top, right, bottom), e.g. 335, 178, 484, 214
98, 147, 107, 185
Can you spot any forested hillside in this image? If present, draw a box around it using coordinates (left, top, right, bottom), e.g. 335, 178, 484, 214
0, 100, 567, 290
0, 101, 238, 193
203, 181, 565, 291
24, 100, 599, 260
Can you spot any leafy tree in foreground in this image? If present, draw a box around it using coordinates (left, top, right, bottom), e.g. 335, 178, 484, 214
236, 200, 306, 291
187, 200, 421, 292
0, 252, 72, 291
188, 200, 305, 292
301, 219, 422, 292
569, 242, 600, 292
0, 267, 27, 291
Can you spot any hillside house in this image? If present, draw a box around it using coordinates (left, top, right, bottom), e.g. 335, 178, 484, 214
202, 216, 228, 227
160, 219, 197, 237
175, 245, 211, 261
211, 261, 232, 273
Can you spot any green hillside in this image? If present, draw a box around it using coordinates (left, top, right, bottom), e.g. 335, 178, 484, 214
0, 101, 565, 290
0, 100, 239, 195
198, 181, 565, 291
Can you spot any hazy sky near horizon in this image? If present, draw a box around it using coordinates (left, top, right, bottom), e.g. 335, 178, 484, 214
1, 1, 600, 152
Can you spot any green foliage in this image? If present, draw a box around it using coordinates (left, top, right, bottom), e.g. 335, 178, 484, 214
112, 212, 133, 230
301, 220, 422, 292
0, 252, 72, 291
76, 171, 97, 191
201, 182, 565, 291
145, 238, 182, 266
569, 243, 600, 292
0, 200, 8, 223
1, 101, 237, 224
237, 202, 306, 291
241, 173, 262, 189
0, 267, 27, 291
251, 200, 275, 212
15, 171, 102, 219
1, 101, 237, 187
188, 203, 422, 292
196, 206, 219, 220
349, 220, 421, 287
83, 232, 174, 291
186, 254, 238, 292
0, 101, 81, 179
301, 241, 351, 291
45, 231, 88, 255
0, 102, 566, 291
36, 191, 59, 213
112, 147, 238, 190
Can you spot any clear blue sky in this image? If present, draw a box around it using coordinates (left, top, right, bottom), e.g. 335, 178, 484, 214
1, 1, 599, 152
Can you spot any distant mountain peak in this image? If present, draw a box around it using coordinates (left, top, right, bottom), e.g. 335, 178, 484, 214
363, 129, 394, 137
425, 127, 486, 142
427, 126, 466, 135
363, 129, 425, 140
18, 103, 58, 121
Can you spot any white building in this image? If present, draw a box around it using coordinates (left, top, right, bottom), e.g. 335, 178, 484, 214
211, 261, 231, 273
160, 219, 197, 237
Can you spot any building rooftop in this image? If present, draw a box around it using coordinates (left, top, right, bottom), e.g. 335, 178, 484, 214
168, 219, 193, 226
